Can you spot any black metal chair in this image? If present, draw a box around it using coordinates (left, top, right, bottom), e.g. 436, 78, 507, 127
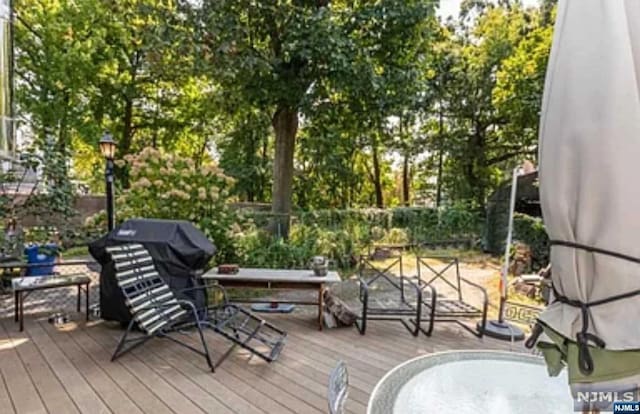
415, 256, 488, 337
355, 257, 435, 336
106, 244, 286, 371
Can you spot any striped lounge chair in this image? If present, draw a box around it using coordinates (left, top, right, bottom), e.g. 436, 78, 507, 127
106, 244, 286, 371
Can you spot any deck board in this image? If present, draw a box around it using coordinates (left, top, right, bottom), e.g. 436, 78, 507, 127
39, 320, 145, 414
82, 326, 207, 414
0, 311, 527, 414
69, 327, 175, 414
93, 323, 298, 414
0, 369, 15, 414
25, 320, 111, 413
0, 320, 79, 414
0, 320, 47, 414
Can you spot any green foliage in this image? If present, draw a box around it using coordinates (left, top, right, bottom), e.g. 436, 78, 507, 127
419, 3, 554, 208
1, 149, 77, 256
513, 213, 550, 268
218, 108, 272, 202
15, 0, 557, 230
243, 205, 482, 247
233, 225, 358, 270
115, 147, 238, 261
231, 204, 483, 270
16, 0, 221, 189
382, 228, 410, 245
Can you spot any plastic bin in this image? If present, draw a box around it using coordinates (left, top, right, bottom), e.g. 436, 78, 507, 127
24, 244, 58, 276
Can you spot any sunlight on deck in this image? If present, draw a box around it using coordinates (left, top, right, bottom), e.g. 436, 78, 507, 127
0, 337, 28, 350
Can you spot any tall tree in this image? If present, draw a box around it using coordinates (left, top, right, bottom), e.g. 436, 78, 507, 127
16, 0, 214, 188
436, 3, 541, 207
190, 0, 434, 236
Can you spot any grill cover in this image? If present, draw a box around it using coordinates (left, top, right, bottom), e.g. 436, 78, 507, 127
89, 219, 216, 324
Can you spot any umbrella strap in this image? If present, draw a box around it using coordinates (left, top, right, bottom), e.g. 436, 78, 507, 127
549, 239, 640, 373
536, 240, 640, 375
552, 285, 640, 376
550, 240, 640, 265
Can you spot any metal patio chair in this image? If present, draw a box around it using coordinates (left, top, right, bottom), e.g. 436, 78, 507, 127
106, 244, 286, 371
328, 360, 349, 414
415, 256, 488, 337
355, 257, 435, 336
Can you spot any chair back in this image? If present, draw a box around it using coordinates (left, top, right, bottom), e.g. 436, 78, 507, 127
106, 244, 185, 334
328, 360, 349, 414
359, 257, 403, 289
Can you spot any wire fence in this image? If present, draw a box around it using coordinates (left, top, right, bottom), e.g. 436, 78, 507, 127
0, 259, 101, 319
237, 206, 484, 244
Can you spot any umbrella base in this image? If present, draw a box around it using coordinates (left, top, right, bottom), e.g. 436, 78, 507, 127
478, 320, 525, 341
251, 303, 295, 313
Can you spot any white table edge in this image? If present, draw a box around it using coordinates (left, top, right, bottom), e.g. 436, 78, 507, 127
366, 350, 547, 414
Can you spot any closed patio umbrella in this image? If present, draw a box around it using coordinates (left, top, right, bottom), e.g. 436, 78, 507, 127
534, 0, 640, 401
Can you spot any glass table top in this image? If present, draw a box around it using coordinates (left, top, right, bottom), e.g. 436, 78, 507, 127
367, 350, 573, 414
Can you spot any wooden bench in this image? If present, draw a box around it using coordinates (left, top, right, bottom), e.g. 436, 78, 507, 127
12, 274, 91, 331
202, 268, 342, 330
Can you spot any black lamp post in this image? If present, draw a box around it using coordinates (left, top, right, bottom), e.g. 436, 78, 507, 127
99, 132, 117, 231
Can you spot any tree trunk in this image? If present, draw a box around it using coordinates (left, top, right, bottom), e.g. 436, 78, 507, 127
371, 134, 384, 209
116, 97, 134, 188
270, 106, 298, 238
436, 105, 444, 208
260, 134, 269, 201
467, 122, 486, 209
402, 153, 410, 206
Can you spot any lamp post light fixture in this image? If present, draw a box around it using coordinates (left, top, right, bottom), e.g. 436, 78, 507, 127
99, 132, 117, 231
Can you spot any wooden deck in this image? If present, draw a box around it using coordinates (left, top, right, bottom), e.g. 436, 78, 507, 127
0, 311, 524, 414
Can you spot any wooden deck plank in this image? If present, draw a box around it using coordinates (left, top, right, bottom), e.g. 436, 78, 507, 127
24, 320, 111, 414
0, 310, 526, 414
69, 326, 175, 414
160, 317, 368, 414
0, 320, 79, 414
275, 317, 403, 370
273, 341, 372, 407
81, 325, 206, 414
116, 328, 322, 414
134, 337, 266, 414
39, 321, 144, 414
198, 331, 328, 414
286, 320, 404, 367
95, 324, 294, 413
96, 319, 330, 414
0, 369, 16, 414
0, 320, 47, 414
133, 349, 234, 414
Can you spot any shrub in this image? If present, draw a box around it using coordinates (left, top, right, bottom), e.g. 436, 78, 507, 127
382, 228, 409, 245
116, 147, 237, 261
232, 223, 359, 270
513, 213, 550, 269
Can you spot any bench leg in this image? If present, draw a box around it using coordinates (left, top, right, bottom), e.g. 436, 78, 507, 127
318, 285, 324, 331
77, 285, 81, 312
19, 291, 24, 332
85, 283, 90, 321
14, 290, 18, 322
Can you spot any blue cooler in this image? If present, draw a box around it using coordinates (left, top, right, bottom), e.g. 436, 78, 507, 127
25, 244, 58, 276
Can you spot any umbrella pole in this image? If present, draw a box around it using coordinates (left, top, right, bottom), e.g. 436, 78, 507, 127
478, 167, 525, 341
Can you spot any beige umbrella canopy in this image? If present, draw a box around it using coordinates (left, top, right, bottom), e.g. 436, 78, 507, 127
535, 0, 640, 398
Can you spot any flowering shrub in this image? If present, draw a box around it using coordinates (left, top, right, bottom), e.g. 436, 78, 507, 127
116, 147, 238, 261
